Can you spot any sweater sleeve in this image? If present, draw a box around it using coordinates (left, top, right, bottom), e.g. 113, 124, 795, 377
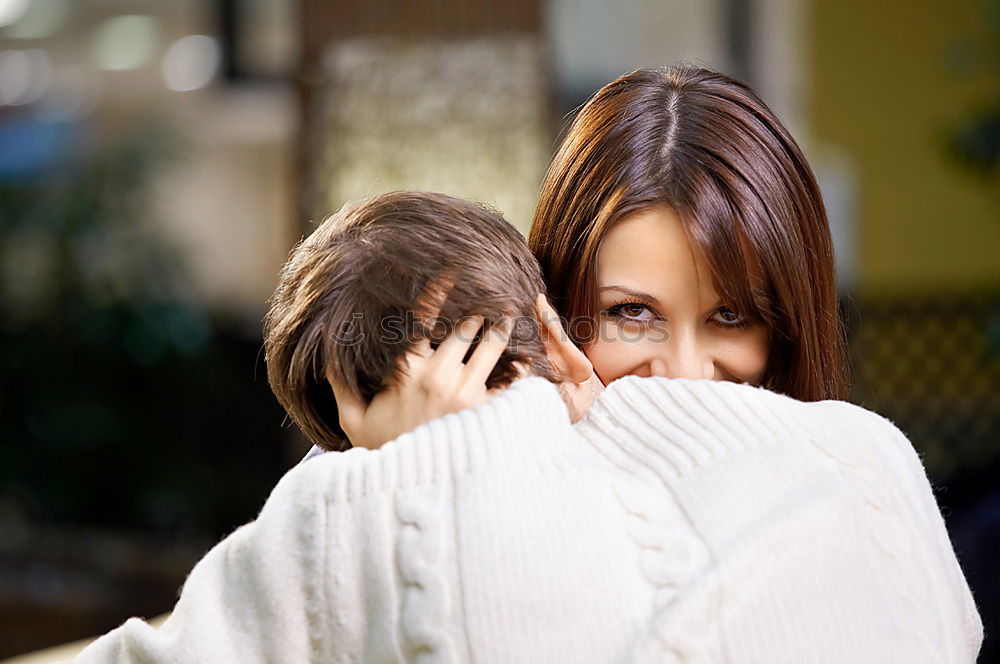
69, 455, 348, 664
65, 376, 572, 664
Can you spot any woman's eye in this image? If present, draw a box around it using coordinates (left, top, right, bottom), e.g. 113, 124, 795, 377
711, 306, 748, 327
606, 302, 656, 321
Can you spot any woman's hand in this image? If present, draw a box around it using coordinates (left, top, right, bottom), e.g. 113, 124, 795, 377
328, 314, 516, 450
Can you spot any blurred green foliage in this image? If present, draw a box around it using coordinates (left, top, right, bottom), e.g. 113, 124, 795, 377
0, 119, 288, 540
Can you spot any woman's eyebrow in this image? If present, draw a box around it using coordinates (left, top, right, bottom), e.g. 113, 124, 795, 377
598, 285, 658, 303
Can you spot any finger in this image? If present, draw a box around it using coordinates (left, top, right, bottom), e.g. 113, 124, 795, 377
535, 293, 563, 340
462, 316, 514, 385
396, 336, 432, 381
535, 292, 551, 323
392, 311, 435, 381
328, 374, 365, 436
429, 314, 484, 370
411, 335, 432, 359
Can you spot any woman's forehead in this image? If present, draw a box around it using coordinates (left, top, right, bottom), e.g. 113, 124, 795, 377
596, 207, 722, 304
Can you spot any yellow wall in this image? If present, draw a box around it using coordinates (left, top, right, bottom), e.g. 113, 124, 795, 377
811, 0, 999, 294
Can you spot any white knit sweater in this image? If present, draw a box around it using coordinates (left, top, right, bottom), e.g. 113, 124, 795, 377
72, 376, 983, 663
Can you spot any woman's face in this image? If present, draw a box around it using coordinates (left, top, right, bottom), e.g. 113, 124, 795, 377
584, 206, 770, 386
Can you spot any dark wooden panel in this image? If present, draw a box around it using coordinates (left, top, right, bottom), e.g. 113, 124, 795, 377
302, 0, 541, 56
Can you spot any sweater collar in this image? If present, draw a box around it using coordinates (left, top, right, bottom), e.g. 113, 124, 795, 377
573, 375, 796, 482
299, 376, 569, 465
362, 375, 578, 483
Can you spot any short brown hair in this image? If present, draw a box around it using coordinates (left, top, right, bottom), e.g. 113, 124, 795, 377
265, 191, 560, 451
529, 65, 848, 401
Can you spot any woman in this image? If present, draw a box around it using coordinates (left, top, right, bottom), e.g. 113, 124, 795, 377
529, 65, 847, 401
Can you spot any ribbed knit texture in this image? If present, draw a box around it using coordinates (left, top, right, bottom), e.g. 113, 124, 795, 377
72, 376, 982, 663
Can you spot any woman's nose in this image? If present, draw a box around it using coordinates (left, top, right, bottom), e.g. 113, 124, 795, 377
649, 346, 715, 380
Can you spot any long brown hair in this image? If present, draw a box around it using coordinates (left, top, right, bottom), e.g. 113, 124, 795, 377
529, 65, 848, 401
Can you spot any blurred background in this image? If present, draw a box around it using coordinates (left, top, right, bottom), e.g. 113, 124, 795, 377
0, 0, 996, 660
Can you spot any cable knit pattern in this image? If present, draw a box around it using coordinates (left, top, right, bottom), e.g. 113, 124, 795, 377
396, 487, 456, 663
612, 481, 711, 662
71, 376, 982, 663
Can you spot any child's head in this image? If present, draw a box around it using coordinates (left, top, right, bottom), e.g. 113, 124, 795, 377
264, 191, 561, 451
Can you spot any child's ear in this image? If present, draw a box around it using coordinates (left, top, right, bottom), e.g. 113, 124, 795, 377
535, 293, 594, 384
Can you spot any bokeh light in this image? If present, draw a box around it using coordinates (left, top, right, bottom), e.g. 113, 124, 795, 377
2, 0, 68, 39
91, 14, 160, 72
0, 0, 30, 28
162, 35, 220, 92
0, 49, 51, 106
